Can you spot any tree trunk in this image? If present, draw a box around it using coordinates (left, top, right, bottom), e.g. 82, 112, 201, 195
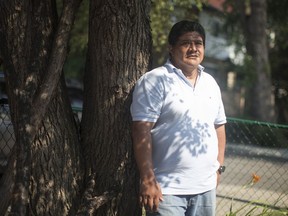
238, 0, 276, 122
80, 0, 151, 215
0, 0, 84, 215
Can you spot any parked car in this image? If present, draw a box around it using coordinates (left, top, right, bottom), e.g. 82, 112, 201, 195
65, 78, 83, 121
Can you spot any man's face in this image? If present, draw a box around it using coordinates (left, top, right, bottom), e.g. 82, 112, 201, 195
169, 31, 204, 71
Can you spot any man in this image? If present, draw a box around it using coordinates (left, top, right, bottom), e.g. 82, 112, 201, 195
130, 20, 226, 216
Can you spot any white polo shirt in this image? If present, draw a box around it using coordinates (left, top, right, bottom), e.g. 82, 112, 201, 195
131, 60, 226, 195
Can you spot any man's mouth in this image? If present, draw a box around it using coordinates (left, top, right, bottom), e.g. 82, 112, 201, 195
187, 54, 199, 58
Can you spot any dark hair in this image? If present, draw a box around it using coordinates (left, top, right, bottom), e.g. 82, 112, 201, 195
168, 20, 206, 46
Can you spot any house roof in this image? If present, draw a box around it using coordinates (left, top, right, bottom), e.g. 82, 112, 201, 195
208, 0, 232, 12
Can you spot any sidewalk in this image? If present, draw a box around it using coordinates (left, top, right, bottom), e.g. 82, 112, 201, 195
216, 143, 288, 215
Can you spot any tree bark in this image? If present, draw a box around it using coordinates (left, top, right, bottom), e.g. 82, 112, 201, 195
80, 0, 152, 215
1, 0, 153, 215
238, 0, 276, 122
0, 0, 84, 215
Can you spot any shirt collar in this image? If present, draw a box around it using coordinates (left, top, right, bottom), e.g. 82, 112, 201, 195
165, 59, 204, 75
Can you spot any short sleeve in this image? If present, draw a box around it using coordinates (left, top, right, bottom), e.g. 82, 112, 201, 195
214, 88, 227, 125
130, 71, 164, 122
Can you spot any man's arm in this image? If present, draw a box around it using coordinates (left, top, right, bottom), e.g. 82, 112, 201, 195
215, 124, 226, 185
132, 121, 163, 212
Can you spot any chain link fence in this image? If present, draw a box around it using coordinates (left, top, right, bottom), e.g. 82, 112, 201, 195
217, 117, 288, 215
0, 100, 14, 173
0, 104, 288, 215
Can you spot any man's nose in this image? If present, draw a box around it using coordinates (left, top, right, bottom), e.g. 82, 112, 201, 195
189, 42, 197, 50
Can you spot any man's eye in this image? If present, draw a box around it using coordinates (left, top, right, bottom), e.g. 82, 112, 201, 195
180, 41, 191, 46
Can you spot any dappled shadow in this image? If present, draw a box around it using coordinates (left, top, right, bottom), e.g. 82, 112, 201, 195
151, 110, 214, 188
135, 68, 219, 188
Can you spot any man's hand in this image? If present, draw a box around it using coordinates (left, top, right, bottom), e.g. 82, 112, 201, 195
139, 178, 163, 212
132, 121, 163, 211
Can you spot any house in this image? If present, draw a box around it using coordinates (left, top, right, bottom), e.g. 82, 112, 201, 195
200, 2, 244, 117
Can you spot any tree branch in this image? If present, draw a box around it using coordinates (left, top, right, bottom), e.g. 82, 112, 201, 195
31, 0, 82, 135
76, 174, 117, 215
9, 0, 82, 215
